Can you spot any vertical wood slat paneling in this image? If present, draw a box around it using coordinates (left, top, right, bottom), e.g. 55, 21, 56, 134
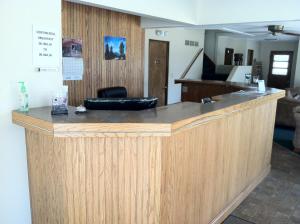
160, 101, 277, 224
64, 136, 161, 224
62, 1, 144, 106
25, 131, 65, 224
26, 133, 161, 224
24, 100, 278, 224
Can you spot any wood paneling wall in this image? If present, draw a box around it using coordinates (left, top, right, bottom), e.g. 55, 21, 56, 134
62, 1, 144, 106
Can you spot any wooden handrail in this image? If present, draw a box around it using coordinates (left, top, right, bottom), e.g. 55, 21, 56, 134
179, 48, 204, 79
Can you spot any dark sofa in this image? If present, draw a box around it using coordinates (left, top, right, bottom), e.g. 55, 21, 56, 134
276, 87, 300, 128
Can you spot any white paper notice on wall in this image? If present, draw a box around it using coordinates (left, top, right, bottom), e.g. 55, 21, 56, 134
62, 57, 84, 80
32, 25, 59, 68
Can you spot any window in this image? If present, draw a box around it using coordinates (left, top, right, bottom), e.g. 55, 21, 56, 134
271, 54, 290, 76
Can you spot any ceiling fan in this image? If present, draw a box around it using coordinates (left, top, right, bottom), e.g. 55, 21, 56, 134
268, 25, 300, 36
250, 25, 300, 37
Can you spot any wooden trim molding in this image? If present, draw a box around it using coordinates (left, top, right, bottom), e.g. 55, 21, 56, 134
12, 112, 54, 135
53, 123, 171, 137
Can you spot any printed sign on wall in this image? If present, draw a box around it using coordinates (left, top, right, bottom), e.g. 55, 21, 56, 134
32, 25, 59, 67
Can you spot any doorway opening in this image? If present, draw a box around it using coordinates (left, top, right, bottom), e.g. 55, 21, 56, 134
247, 49, 254, 65
224, 48, 234, 65
148, 40, 169, 106
268, 51, 293, 89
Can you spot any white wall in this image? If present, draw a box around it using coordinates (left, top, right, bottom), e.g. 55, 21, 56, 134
0, 1, 62, 224
141, 17, 189, 28
216, 36, 247, 65
246, 40, 261, 62
198, 0, 300, 25
204, 30, 261, 66
260, 41, 298, 86
69, 0, 198, 25
70, 0, 300, 26
205, 32, 300, 86
204, 30, 217, 62
144, 28, 205, 104
227, 66, 252, 83
214, 35, 260, 66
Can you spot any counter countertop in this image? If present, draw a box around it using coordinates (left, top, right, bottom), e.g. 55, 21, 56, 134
175, 79, 258, 88
12, 86, 285, 136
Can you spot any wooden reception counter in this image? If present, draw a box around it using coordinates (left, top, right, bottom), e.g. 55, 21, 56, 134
175, 79, 255, 102
13, 87, 284, 224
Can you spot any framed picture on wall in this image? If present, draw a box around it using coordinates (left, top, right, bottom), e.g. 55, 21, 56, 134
104, 36, 126, 60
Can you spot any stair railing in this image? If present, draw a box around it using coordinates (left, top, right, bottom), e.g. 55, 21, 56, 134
179, 48, 204, 79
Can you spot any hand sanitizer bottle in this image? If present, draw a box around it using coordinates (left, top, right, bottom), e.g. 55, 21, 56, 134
18, 81, 29, 112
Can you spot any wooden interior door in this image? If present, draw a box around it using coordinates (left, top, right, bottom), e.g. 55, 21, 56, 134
247, 49, 254, 65
224, 48, 234, 65
267, 51, 293, 89
148, 40, 169, 106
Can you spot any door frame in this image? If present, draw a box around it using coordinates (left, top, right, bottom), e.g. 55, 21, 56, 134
267, 50, 293, 88
224, 48, 234, 65
148, 39, 170, 105
247, 49, 254, 66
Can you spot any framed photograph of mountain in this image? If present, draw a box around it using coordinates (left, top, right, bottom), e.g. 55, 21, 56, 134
104, 36, 126, 60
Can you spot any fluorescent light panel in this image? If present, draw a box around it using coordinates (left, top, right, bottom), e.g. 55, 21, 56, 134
221, 27, 255, 37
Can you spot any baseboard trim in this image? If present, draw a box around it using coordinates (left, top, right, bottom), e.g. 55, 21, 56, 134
209, 166, 271, 224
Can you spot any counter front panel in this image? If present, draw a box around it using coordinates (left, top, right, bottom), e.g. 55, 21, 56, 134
12, 86, 285, 224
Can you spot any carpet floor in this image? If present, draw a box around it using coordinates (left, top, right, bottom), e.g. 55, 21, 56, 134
273, 126, 294, 151
223, 143, 300, 224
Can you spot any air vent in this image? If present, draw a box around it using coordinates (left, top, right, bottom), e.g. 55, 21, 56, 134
185, 40, 199, 47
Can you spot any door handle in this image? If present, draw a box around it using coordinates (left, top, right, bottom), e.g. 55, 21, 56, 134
163, 86, 167, 89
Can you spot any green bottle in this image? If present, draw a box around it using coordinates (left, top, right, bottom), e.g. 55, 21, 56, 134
18, 81, 29, 112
